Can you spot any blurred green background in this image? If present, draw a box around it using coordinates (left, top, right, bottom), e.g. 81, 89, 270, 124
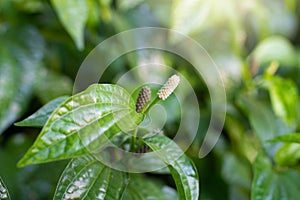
1, 0, 300, 199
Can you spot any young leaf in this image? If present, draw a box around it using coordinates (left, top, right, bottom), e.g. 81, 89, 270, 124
143, 134, 199, 200
264, 76, 298, 127
251, 153, 300, 200
51, 0, 88, 50
268, 133, 300, 143
18, 84, 143, 167
54, 155, 128, 200
15, 96, 69, 127
0, 177, 10, 200
123, 174, 178, 200
275, 143, 300, 166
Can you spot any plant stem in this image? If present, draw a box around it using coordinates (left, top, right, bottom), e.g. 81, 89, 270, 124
130, 127, 138, 152
142, 97, 160, 115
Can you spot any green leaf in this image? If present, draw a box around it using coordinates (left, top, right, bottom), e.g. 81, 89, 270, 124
269, 133, 300, 143
0, 177, 10, 200
251, 153, 300, 200
269, 133, 300, 166
123, 174, 178, 200
34, 68, 73, 104
18, 84, 143, 167
117, 0, 145, 10
15, 96, 69, 127
54, 155, 127, 199
143, 134, 199, 200
275, 143, 300, 166
237, 93, 293, 155
221, 152, 251, 190
0, 25, 44, 134
251, 36, 297, 66
263, 76, 298, 126
51, 0, 88, 50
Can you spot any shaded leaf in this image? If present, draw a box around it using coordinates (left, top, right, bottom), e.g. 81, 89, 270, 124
34, 68, 73, 104
237, 93, 293, 155
15, 96, 69, 127
221, 152, 251, 190
51, 0, 88, 50
251, 153, 300, 200
18, 84, 143, 167
123, 174, 177, 200
0, 25, 44, 134
269, 133, 300, 143
143, 134, 199, 200
0, 177, 10, 200
54, 155, 127, 199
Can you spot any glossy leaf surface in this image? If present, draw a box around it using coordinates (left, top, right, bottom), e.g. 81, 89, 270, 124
251, 154, 300, 200
0, 178, 10, 200
54, 155, 127, 200
0, 26, 44, 134
18, 84, 143, 167
143, 134, 199, 200
51, 0, 88, 50
15, 96, 69, 127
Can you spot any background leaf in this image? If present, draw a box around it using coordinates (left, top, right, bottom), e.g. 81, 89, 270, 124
15, 96, 69, 127
251, 36, 297, 67
143, 134, 199, 200
0, 177, 10, 200
18, 84, 143, 167
123, 174, 178, 200
269, 133, 300, 143
51, 0, 88, 50
263, 75, 298, 127
54, 155, 127, 200
237, 93, 294, 155
0, 25, 44, 135
275, 143, 300, 166
34, 68, 73, 104
251, 153, 300, 200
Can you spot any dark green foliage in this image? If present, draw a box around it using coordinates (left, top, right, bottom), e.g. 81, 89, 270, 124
1, 0, 300, 199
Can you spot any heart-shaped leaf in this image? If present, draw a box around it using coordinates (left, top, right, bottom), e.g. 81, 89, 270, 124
51, 0, 88, 50
251, 153, 300, 199
123, 174, 178, 200
0, 177, 10, 200
18, 84, 143, 167
54, 155, 128, 200
142, 134, 199, 200
15, 96, 69, 127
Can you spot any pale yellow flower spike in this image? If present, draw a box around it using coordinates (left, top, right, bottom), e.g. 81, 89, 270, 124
157, 75, 180, 100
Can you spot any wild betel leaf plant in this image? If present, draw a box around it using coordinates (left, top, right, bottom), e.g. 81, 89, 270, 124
15, 75, 199, 200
